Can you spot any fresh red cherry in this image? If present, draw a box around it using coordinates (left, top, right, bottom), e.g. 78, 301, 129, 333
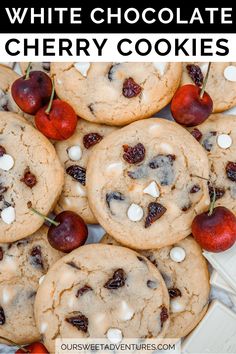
35, 98, 77, 140
48, 211, 88, 252
171, 63, 213, 127
30, 208, 88, 252
192, 189, 236, 252
11, 64, 52, 114
15, 342, 48, 353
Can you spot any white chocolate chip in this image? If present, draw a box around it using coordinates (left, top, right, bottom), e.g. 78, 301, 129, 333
57, 79, 62, 85
67, 145, 82, 161
170, 247, 186, 263
199, 63, 208, 75
224, 65, 236, 82
39, 275, 45, 285
74, 62, 90, 77
2, 288, 11, 304
143, 181, 160, 198
217, 134, 232, 149
127, 203, 143, 222
159, 143, 174, 155
171, 299, 185, 313
1, 207, 15, 225
106, 328, 123, 344
106, 162, 123, 177
119, 301, 134, 321
0, 154, 14, 171
153, 62, 167, 76
75, 184, 87, 197
40, 322, 48, 334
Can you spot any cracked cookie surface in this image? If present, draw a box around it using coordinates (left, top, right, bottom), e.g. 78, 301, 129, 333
34, 244, 170, 352
87, 118, 210, 249
181, 62, 236, 112
55, 119, 116, 224
51, 62, 182, 126
0, 226, 62, 344
189, 114, 236, 213
101, 234, 210, 338
0, 112, 64, 242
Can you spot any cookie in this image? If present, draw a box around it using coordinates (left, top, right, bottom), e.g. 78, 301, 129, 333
51, 62, 182, 126
189, 114, 236, 213
181, 62, 236, 112
87, 118, 210, 249
0, 226, 62, 345
55, 119, 116, 224
34, 244, 170, 352
101, 234, 210, 338
0, 65, 21, 114
0, 112, 64, 242
20, 62, 51, 75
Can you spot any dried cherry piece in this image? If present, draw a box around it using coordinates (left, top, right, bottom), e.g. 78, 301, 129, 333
30, 246, 44, 269
83, 133, 103, 149
21, 170, 37, 188
123, 143, 145, 164
186, 64, 204, 87
145, 202, 167, 228
66, 165, 86, 186
208, 185, 225, 200
0, 306, 5, 325
106, 192, 125, 208
168, 288, 182, 298
0, 146, 6, 157
122, 77, 142, 98
226, 162, 236, 182
160, 306, 169, 327
76, 285, 92, 297
190, 184, 200, 193
0, 247, 3, 261
191, 128, 202, 142
66, 313, 88, 332
104, 269, 126, 289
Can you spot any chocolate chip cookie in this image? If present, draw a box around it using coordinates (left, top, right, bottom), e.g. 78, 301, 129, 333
101, 234, 210, 338
34, 244, 170, 352
0, 65, 21, 114
181, 62, 236, 112
51, 62, 182, 126
87, 118, 210, 249
55, 119, 116, 224
0, 226, 62, 345
189, 114, 236, 213
0, 112, 64, 242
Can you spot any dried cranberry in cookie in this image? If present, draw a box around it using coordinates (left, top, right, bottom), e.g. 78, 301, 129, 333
188, 114, 236, 214
101, 234, 210, 339
0, 226, 62, 345
34, 244, 170, 353
55, 119, 116, 224
87, 118, 209, 249
0, 112, 64, 243
51, 62, 182, 126
181, 62, 236, 112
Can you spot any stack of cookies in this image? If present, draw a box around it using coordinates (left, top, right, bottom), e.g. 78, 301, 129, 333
0, 61, 236, 353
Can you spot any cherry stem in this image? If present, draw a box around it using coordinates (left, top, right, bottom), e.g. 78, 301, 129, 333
200, 62, 211, 99
45, 78, 55, 115
30, 208, 60, 227
208, 186, 216, 216
25, 62, 32, 80
0, 336, 28, 352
